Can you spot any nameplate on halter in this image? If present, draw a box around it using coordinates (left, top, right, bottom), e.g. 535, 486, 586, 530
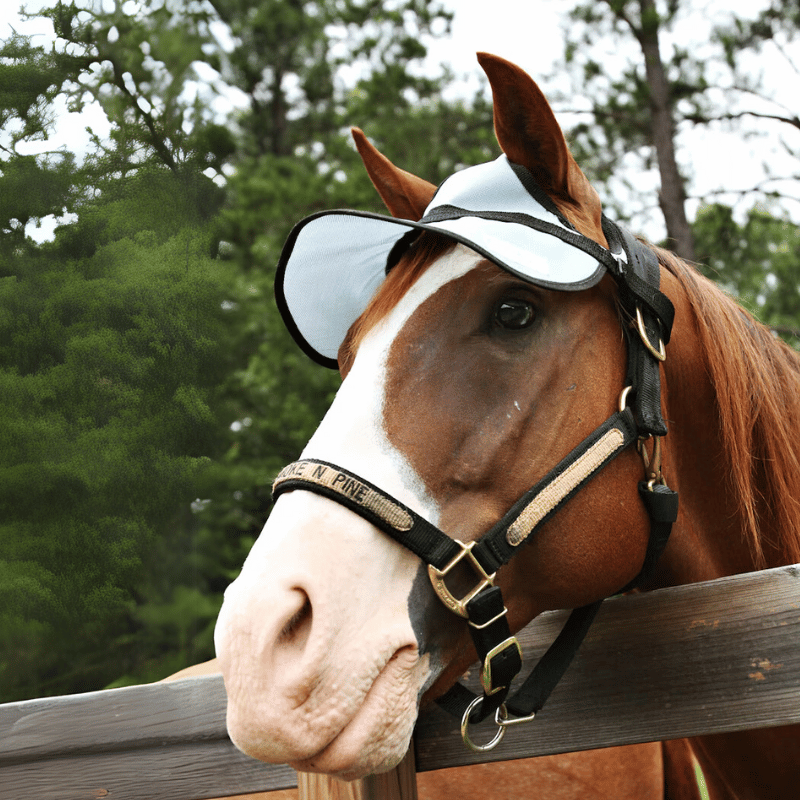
272, 460, 415, 532
506, 427, 626, 546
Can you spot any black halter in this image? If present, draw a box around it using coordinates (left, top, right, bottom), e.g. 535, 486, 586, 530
272, 218, 679, 752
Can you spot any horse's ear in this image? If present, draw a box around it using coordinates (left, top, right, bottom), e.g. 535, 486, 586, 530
352, 128, 436, 220
476, 52, 606, 244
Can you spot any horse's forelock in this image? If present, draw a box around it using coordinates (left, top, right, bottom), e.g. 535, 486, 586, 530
337, 231, 458, 375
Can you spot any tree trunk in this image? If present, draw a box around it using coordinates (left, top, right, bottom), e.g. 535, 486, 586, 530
636, 0, 696, 262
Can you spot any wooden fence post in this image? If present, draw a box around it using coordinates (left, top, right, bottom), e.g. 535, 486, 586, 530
296, 746, 417, 800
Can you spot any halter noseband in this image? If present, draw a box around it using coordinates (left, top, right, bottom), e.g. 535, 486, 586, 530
272, 218, 679, 753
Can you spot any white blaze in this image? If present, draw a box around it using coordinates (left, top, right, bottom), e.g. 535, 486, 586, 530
301, 245, 484, 515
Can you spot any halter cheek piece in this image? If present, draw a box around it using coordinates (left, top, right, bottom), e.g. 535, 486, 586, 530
272, 219, 679, 753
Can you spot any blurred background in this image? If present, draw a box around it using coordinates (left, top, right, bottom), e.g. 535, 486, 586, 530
1, 0, 798, 702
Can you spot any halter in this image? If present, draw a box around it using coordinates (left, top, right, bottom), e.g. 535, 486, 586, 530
271, 166, 680, 752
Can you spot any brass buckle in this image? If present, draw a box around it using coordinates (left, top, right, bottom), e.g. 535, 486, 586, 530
635, 305, 666, 362
428, 540, 496, 618
481, 636, 522, 696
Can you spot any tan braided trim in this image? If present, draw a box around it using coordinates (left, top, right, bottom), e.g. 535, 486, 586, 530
506, 427, 626, 546
273, 461, 414, 532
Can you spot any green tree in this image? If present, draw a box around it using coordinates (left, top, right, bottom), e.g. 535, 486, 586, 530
41, 0, 235, 182
0, 5, 239, 699
0, 31, 83, 259
0, 168, 239, 699
1, 0, 502, 699
693, 202, 800, 346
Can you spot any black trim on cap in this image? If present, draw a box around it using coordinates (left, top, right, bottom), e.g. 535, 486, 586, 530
506, 160, 575, 228
421, 205, 618, 274
274, 211, 346, 370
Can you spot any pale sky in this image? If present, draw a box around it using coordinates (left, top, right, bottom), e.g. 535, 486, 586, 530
2, 0, 799, 241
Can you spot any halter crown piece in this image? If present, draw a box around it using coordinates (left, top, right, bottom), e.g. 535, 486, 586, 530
273, 155, 679, 752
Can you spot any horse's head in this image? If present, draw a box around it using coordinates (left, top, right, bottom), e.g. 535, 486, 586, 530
215, 53, 665, 778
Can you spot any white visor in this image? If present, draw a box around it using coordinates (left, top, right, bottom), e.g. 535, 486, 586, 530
276, 155, 615, 367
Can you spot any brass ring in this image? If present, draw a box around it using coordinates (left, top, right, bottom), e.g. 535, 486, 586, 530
635, 306, 667, 361
618, 385, 634, 413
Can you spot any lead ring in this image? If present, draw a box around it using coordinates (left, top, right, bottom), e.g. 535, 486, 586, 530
460, 696, 507, 753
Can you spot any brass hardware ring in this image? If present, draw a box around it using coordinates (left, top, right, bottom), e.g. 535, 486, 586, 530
618, 385, 634, 413
635, 306, 667, 362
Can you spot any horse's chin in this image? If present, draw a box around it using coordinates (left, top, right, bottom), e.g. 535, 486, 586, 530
226, 646, 431, 781
287, 724, 410, 781
285, 647, 427, 780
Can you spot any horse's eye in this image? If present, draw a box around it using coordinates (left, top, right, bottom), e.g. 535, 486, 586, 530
494, 299, 536, 330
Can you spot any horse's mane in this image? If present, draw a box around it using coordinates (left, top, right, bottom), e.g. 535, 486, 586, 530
654, 245, 800, 569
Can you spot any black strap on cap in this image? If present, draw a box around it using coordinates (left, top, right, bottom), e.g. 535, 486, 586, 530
602, 218, 674, 438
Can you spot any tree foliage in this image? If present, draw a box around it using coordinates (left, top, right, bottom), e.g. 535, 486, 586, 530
562, 0, 697, 258
0, 165, 239, 698
555, 0, 800, 341
693, 202, 800, 346
0, 0, 499, 701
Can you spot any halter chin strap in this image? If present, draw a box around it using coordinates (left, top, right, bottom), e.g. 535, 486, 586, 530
271, 224, 679, 752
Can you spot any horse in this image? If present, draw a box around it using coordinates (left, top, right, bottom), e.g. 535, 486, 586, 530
213, 52, 800, 799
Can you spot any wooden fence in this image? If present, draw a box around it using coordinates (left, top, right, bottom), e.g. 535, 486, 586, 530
2, 564, 799, 800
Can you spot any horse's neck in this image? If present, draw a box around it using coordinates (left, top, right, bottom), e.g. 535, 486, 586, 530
654, 270, 772, 586
657, 269, 800, 800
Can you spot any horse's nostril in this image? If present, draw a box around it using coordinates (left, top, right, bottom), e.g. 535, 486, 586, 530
279, 589, 313, 645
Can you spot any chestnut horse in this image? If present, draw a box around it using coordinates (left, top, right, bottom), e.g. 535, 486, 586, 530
214, 53, 800, 799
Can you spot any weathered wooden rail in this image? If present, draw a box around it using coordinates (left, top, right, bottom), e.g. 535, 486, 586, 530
2, 564, 799, 800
